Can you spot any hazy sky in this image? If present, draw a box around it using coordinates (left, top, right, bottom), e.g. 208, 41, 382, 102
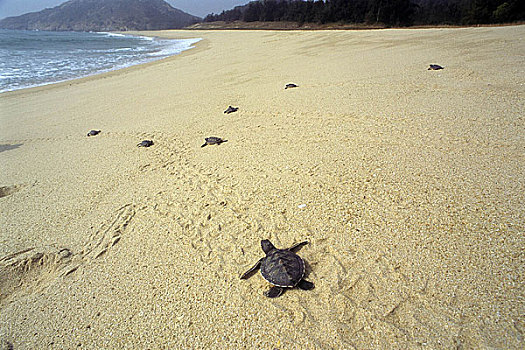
0, 0, 249, 19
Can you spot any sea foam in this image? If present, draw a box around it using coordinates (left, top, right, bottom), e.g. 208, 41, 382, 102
0, 29, 201, 93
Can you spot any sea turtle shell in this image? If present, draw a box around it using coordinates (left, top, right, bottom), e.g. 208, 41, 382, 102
260, 248, 305, 287
428, 64, 444, 70
224, 106, 238, 114
201, 137, 227, 147
87, 130, 101, 137
137, 140, 154, 147
205, 137, 223, 144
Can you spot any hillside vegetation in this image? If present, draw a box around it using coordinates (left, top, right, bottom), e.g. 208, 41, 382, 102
0, 0, 200, 31
204, 0, 525, 27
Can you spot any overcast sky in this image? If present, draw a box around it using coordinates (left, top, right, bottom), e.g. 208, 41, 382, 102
0, 0, 249, 19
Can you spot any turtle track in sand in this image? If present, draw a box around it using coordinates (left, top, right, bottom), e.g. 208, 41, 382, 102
79, 204, 136, 261
0, 130, 171, 306
124, 132, 468, 348
0, 130, 480, 347
0, 131, 148, 306
135, 134, 255, 269
0, 204, 136, 306
280, 250, 464, 349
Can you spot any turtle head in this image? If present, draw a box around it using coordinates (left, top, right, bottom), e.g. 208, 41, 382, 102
261, 240, 276, 254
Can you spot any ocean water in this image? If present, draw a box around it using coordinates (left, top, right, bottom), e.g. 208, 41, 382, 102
0, 29, 201, 93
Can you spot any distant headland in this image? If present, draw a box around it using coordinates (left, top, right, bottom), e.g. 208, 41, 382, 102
0, 0, 201, 31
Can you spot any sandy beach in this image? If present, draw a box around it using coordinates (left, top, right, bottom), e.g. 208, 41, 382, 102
1, 26, 524, 349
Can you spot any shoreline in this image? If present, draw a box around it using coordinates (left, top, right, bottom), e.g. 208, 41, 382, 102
0, 31, 203, 95
1, 26, 524, 349
3, 22, 523, 95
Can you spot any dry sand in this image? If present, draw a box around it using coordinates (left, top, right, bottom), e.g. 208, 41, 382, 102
1, 26, 524, 349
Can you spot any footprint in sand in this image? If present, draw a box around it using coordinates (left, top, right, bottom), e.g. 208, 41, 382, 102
0, 246, 74, 305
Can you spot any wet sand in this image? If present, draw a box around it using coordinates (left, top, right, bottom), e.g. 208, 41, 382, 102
1, 26, 524, 349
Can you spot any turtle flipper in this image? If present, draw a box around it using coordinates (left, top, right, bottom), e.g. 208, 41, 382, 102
201, 143, 208, 148
240, 258, 263, 280
297, 279, 314, 290
287, 241, 308, 252
264, 286, 284, 298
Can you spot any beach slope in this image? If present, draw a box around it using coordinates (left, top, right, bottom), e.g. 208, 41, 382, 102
1, 26, 524, 349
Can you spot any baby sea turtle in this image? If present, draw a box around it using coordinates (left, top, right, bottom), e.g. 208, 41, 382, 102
428, 64, 444, 70
137, 140, 154, 147
285, 83, 298, 89
87, 130, 101, 137
241, 240, 314, 298
224, 106, 238, 114
201, 137, 227, 148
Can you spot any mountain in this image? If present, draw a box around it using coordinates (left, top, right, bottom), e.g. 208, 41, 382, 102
0, 0, 201, 31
